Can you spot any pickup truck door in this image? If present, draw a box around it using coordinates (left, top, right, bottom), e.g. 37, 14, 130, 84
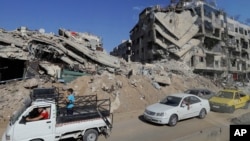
13, 107, 54, 141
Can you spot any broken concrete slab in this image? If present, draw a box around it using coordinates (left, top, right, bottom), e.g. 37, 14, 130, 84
153, 75, 171, 85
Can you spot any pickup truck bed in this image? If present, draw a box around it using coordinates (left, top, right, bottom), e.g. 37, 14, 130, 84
57, 102, 110, 123
31, 88, 112, 125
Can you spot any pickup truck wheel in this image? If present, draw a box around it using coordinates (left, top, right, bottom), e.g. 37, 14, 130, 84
198, 108, 206, 119
83, 129, 98, 141
168, 114, 178, 126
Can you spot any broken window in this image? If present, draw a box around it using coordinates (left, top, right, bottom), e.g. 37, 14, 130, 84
241, 38, 248, 49
242, 51, 249, 60
205, 54, 214, 68
231, 59, 236, 67
200, 56, 204, 62
214, 28, 220, 37
215, 61, 219, 68
204, 20, 213, 35
242, 63, 247, 71
235, 27, 238, 33
194, 7, 201, 16
203, 4, 214, 18
239, 27, 244, 34
236, 39, 239, 47
191, 56, 194, 67
221, 59, 227, 67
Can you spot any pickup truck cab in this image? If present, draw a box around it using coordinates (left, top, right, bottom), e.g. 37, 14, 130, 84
2, 87, 113, 141
209, 88, 250, 113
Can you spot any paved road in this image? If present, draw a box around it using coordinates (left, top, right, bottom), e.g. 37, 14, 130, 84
98, 109, 250, 141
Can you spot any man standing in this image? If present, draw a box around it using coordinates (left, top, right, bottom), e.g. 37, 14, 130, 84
65, 88, 75, 115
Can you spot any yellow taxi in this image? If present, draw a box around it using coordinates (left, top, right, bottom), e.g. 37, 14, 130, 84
209, 88, 250, 113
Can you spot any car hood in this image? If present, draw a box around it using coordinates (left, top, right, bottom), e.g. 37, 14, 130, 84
146, 103, 175, 112
209, 96, 232, 104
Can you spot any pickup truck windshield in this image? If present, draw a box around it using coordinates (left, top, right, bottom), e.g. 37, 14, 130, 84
10, 97, 31, 125
160, 96, 181, 106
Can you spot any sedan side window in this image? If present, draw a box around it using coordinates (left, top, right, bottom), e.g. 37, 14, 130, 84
189, 96, 201, 104
204, 90, 211, 95
239, 92, 246, 97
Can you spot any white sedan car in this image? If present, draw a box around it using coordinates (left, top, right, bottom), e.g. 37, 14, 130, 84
143, 93, 210, 126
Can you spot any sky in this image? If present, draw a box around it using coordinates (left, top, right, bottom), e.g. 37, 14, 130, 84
1, 0, 250, 53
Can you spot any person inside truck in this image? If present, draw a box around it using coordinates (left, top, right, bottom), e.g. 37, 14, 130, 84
26, 107, 49, 121
65, 88, 75, 115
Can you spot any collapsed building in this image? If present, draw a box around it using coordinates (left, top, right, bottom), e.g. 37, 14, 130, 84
0, 27, 120, 83
110, 39, 132, 62
111, 0, 250, 82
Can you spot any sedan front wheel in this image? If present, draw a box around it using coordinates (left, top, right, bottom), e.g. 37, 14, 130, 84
168, 114, 178, 126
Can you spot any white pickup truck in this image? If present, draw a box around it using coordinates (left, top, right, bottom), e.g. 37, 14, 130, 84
1, 87, 113, 141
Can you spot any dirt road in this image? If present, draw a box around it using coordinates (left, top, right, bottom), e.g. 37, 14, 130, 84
98, 109, 250, 141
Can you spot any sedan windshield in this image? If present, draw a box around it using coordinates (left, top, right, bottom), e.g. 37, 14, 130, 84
160, 96, 182, 106
217, 91, 234, 99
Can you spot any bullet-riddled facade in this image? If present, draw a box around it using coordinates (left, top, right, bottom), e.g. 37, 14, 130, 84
128, 0, 250, 80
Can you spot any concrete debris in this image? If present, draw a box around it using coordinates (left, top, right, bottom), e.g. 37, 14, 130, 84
0, 27, 121, 83
152, 82, 161, 90
23, 78, 39, 89
153, 75, 171, 85
110, 91, 120, 113
116, 80, 123, 88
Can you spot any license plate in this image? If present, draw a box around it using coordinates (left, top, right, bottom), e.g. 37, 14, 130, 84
213, 105, 220, 108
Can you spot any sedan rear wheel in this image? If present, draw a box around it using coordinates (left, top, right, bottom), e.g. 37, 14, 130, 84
168, 114, 178, 126
198, 108, 206, 119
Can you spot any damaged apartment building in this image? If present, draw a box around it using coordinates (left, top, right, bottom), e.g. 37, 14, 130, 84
0, 27, 120, 83
111, 0, 250, 81
110, 40, 132, 62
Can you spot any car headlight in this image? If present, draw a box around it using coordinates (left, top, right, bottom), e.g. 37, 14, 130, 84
156, 112, 164, 116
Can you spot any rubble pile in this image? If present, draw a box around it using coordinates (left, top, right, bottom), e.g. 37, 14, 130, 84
0, 27, 120, 83
0, 58, 221, 123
